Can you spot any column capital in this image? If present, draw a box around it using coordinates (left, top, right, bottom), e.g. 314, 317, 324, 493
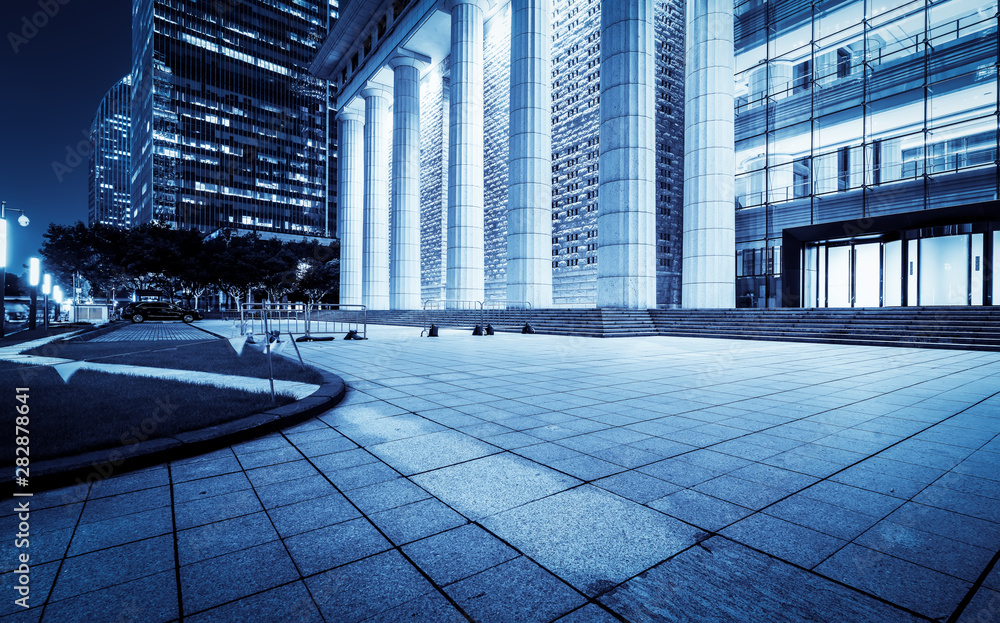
336, 108, 364, 124
445, 0, 494, 12
389, 48, 431, 71
360, 81, 392, 100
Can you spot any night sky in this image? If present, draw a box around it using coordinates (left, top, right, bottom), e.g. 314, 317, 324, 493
1, 0, 132, 279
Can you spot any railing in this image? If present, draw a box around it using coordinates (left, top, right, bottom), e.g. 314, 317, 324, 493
482, 300, 533, 332
239, 302, 367, 340
419, 299, 534, 335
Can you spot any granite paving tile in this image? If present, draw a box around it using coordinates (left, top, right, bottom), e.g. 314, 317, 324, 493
180, 540, 299, 614
594, 471, 683, 504
266, 492, 360, 538
285, 517, 391, 575
305, 550, 436, 623
67, 506, 173, 556
177, 511, 279, 566
402, 524, 520, 587
413, 453, 581, 520
184, 581, 324, 623
445, 557, 585, 623
483, 485, 702, 596
816, 543, 972, 620
648, 489, 753, 532
173, 488, 263, 530
600, 537, 920, 623
854, 520, 995, 582
722, 513, 848, 569
49, 536, 175, 601
341, 476, 431, 514
369, 497, 468, 545
367, 429, 499, 475
41, 570, 177, 623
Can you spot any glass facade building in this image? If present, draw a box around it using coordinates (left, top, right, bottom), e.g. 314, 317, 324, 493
89, 75, 133, 228
130, 0, 338, 238
734, 0, 999, 307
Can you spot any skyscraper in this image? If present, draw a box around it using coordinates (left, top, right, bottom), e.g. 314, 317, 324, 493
89, 75, 132, 228
130, 0, 338, 239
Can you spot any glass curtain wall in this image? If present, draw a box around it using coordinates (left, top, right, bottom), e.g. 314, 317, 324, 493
734, 0, 999, 306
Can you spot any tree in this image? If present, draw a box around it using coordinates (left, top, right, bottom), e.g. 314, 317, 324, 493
173, 228, 212, 310
205, 231, 269, 309
3, 272, 24, 297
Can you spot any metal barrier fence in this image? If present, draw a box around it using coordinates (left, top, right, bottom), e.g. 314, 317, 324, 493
239, 302, 367, 340
482, 300, 533, 332
420, 299, 533, 335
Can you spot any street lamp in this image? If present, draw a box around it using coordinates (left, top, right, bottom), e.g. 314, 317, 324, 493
42, 274, 51, 331
53, 286, 63, 323
28, 257, 40, 330
0, 201, 31, 339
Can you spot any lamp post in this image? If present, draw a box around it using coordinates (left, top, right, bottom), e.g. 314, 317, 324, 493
28, 257, 40, 330
42, 274, 51, 331
53, 286, 62, 323
0, 201, 31, 339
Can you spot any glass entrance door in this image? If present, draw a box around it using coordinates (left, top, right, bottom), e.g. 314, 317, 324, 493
854, 243, 881, 307
811, 232, 986, 308
826, 245, 851, 307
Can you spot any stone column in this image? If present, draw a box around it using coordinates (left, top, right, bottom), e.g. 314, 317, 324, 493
446, 0, 490, 305
362, 83, 392, 310
506, 0, 552, 309
683, 0, 736, 308
337, 109, 364, 306
389, 54, 426, 310
597, 0, 656, 309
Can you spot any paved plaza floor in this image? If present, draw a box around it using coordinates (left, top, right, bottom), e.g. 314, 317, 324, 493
2, 323, 1000, 622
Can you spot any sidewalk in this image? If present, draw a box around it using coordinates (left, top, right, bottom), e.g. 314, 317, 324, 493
2, 324, 999, 622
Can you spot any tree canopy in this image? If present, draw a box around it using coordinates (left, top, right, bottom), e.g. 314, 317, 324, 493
39, 222, 340, 308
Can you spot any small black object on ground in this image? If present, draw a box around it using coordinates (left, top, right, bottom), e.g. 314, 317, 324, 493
522, 322, 535, 334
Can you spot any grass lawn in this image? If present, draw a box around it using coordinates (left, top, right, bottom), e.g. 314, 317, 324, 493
23, 336, 324, 384
1, 361, 290, 461
3, 334, 325, 462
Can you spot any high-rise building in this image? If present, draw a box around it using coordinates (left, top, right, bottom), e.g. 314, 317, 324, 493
731, 0, 999, 308
130, 0, 338, 238
88, 75, 132, 228
311, 0, 684, 309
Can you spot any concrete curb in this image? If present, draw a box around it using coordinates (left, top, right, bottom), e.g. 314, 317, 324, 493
2, 368, 346, 495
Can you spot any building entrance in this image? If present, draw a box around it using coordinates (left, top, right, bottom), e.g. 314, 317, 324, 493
805, 232, 990, 308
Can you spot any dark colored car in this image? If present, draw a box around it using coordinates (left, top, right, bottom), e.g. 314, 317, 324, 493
121, 302, 203, 323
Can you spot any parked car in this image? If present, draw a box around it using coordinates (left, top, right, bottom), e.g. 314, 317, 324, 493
122, 302, 203, 323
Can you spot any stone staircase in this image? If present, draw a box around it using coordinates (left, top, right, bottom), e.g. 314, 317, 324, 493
363, 306, 1000, 351
649, 307, 1000, 351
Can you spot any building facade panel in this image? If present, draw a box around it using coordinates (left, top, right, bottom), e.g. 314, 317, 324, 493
131, 0, 336, 239
89, 75, 133, 228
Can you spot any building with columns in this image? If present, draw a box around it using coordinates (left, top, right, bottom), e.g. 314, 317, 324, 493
315, 0, 998, 311
311, 0, 685, 310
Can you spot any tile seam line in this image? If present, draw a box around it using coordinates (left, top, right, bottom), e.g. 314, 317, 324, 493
631, 351, 1000, 482
168, 463, 185, 622
224, 448, 328, 621
567, 388, 1000, 615
33, 479, 90, 621
278, 428, 477, 623
946, 546, 1000, 623
695, 387, 1000, 618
